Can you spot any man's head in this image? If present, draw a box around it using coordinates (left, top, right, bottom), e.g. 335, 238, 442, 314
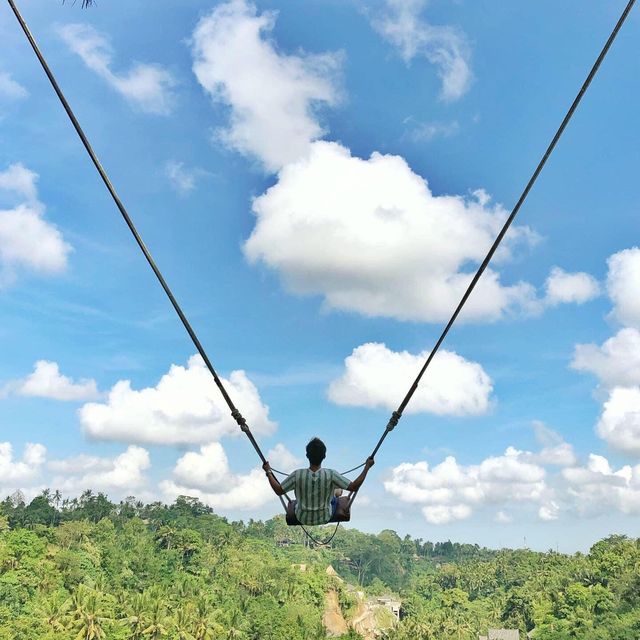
306, 437, 326, 466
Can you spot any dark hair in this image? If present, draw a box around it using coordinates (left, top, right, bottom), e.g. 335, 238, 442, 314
306, 437, 326, 466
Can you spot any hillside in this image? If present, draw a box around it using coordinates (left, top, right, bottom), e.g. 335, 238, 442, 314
1, 491, 639, 639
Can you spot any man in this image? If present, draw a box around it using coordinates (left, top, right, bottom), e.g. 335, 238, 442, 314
263, 437, 374, 526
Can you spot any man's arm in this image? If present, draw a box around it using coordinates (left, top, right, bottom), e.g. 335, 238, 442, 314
262, 462, 285, 496
347, 457, 375, 492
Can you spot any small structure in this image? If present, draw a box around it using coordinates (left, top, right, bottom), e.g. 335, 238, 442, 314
479, 630, 520, 640
376, 596, 401, 620
276, 538, 293, 547
326, 565, 344, 582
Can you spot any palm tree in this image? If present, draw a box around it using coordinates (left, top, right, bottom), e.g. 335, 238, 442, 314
35, 593, 70, 633
225, 609, 245, 640
172, 607, 196, 640
124, 592, 149, 640
192, 597, 223, 640
141, 597, 168, 639
68, 587, 110, 640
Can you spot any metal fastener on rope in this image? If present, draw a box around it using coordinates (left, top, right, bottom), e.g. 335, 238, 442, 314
231, 409, 249, 432
386, 411, 401, 431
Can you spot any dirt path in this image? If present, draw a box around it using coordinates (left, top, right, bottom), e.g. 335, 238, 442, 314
323, 590, 348, 637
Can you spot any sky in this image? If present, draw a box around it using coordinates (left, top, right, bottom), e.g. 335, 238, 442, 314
0, 0, 638, 552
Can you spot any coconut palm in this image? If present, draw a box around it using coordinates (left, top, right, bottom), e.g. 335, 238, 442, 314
35, 592, 70, 633
172, 607, 196, 640
124, 592, 149, 640
68, 587, 110, 640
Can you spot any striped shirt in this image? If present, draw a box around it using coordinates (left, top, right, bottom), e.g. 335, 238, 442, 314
281, 468, 351, 525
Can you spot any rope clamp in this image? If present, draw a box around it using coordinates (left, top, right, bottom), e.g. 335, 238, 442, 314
231, 409, 249, 432
386, 411, 401, 431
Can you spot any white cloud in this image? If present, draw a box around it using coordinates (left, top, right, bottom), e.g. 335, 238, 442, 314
494, 510, 512, 524
606, 248, 640, 329
245, 141, 538, 323
328, 342, 493, 416
0, 162, 38, 202
408, 119, 460, 142
0, 72, 28, 100
544, 267, 600, 306
191, 0, 341, 172
526, 422, 578, 467
165, 161, 202, 194
267, 443, 301, 471
595, 387, 640, 456
572, 328, 640, 388
422, 503, 471, 524
0, 163, 71, 285
384, 448, 549, 524
562, 454, 640, 517
160, 441, 273, 510
372, 0, 472, 101
51, 446, 150, 493
538, 501, 560, 521
57, 23, 175, 115
79, 354, 276, 445
0, 442, 46, 485
8, 360, 100, 401
48, 454, 112, 475
386, 428, 640, 523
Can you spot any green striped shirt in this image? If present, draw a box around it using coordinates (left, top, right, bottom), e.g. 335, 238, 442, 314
281, 468, 351, 525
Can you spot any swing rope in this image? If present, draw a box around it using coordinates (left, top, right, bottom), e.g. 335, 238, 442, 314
362, 0, 637, 471
8, 0, 636, 542
6, 0, 280, 489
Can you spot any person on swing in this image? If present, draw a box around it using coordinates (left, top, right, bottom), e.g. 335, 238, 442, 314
263, 437, 375, 526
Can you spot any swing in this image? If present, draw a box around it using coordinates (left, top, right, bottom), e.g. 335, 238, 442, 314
285, 495, 353, 526
9, 0, 635, 542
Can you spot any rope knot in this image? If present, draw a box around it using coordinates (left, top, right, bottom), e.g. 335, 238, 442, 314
386, 410, 401, 431
231, 409, 249, 432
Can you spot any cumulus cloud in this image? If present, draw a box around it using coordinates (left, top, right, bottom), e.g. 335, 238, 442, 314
0, 163, 71, 285
245, 141, 539, 323
526, 422, 578, 467
328, 342, 492, 416
562, 454, 640, 517
191, 0, 341, 172
79, 354, 275, 446
57, 23, 175, 115
384, 448, 549, 524
372, 0, 472, 101
572, 328, 640, 389
267, 443, 302, 471
538, 501, 560, 521
386, 437, 640, 524
5, 360, 100, 401
544, 267, 600, 306
0, 442, 46, 485
595, 387, 640, 456
606, 248, 640, 329
50, 446, 150, 493
0, 71, 28, 100
160, 441, 275, 510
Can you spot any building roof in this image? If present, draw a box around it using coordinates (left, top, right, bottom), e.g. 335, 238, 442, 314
488, 630, 519, 640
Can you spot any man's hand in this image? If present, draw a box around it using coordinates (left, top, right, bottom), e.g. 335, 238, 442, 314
262, 461, 272, 474
365, 457, 375, 470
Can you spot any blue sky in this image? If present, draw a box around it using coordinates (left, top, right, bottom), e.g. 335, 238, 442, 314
0, 0, 639, 551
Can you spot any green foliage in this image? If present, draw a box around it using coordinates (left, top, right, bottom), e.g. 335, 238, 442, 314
0, 491, 638, 639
